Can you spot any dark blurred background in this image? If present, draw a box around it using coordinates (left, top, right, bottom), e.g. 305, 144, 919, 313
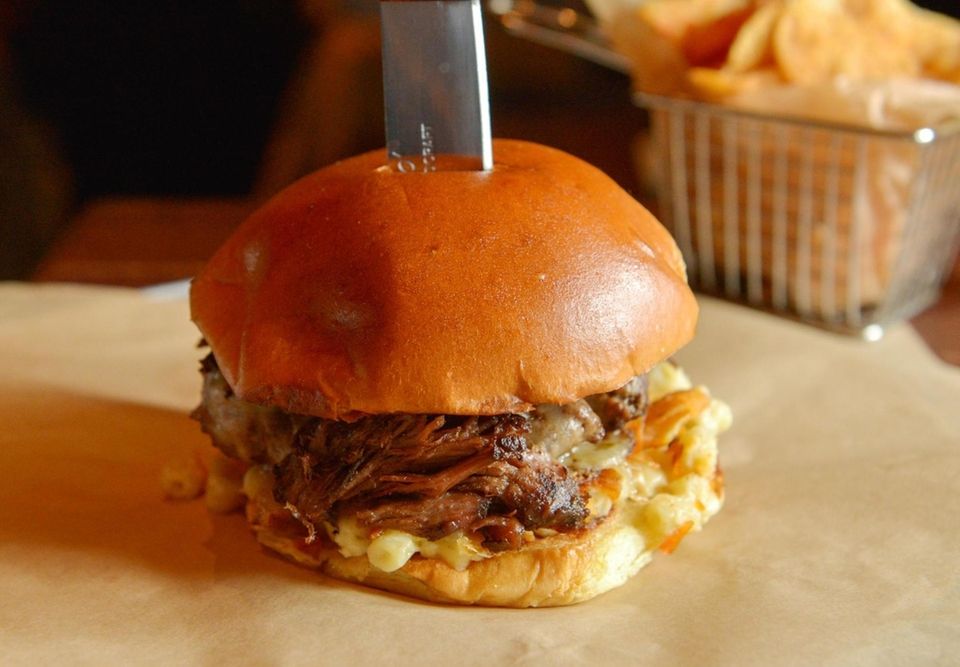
1, 0, 957, 281
8, 0, 308, 198
2, 0, 641, 280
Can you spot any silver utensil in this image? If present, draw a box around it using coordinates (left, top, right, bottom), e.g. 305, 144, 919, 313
380, 0, 493, 171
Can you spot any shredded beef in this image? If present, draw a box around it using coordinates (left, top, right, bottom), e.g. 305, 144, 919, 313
586, 375, 649, 431
349, 493, 490, 539
470, 514, 526, 551
272, 412, 587, 544
193, 353, 649, 551
192, 354, 305, 465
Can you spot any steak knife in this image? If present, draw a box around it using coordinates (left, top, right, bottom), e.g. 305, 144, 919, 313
380, 0, 493, 172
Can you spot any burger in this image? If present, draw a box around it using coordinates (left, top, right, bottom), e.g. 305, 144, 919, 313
189, 139, 731, 607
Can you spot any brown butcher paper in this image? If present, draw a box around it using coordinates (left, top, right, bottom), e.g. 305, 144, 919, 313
0, 283, 957, 665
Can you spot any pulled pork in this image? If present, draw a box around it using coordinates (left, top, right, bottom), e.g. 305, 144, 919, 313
193, 354, 647, 551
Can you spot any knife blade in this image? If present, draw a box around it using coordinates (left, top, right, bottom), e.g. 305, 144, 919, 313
380, 0, 493, 172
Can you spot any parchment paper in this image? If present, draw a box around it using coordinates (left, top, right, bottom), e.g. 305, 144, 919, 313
1, 283, 958, 666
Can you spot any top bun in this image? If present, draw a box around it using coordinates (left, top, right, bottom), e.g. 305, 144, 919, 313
190, 140, 697, 419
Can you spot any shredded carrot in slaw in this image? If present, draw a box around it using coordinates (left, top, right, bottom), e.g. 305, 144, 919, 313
659, 520, 695, 555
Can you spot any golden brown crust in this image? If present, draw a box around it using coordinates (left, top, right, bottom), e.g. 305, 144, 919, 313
190, 139, 698, 419
246, 495, 653, 607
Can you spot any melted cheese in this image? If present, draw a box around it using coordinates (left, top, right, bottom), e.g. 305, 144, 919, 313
329, 517, 491, 573
366, 531, 419, 572
564, 432, 634, 471
648, 360, 693, 402
279, 361, 730, 574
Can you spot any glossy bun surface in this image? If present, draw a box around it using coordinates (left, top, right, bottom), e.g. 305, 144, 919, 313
191, 140, 697, 418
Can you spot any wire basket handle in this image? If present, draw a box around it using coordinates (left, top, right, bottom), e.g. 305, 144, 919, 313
488, 0, 630, 73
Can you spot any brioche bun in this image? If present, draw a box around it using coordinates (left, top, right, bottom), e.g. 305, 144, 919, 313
190, 139, 697, 420
246, 490, 654, 608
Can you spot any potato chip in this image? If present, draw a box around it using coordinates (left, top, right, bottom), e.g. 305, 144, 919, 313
637, 0, 753, 42
611, 14, 691, 96
633, 0, 755, 68
680, 4, 755, 66
773, 0, 857, 84
724, 0, 783, 73
910, 8, 960, 83
773, 0, 918, 85
616, 0, 960, 101
686, 66, 782, 101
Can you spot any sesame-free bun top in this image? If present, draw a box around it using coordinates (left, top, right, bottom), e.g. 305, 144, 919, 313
190, 140, 697, 419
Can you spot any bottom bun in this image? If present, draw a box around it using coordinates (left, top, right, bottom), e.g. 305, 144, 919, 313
247, 494, 653, 608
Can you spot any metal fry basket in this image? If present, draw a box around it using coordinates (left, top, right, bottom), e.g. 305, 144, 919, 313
638, 94, 960, 338
489, 0, 960, 338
